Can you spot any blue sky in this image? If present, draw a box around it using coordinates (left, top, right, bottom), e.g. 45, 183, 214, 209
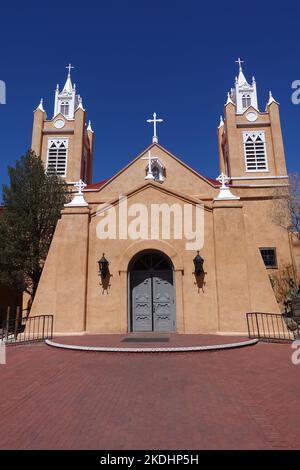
0, 0, 299, 193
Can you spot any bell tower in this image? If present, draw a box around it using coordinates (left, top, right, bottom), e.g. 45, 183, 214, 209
217, 59, 287, 185
31, 64, 94, 185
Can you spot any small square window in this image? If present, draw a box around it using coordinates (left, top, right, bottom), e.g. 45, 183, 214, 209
260, 248, 277, 268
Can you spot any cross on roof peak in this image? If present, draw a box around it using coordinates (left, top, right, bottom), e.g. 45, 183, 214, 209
146, 112, 163, 143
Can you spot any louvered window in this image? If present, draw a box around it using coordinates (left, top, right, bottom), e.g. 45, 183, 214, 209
243, 132, 268, 172
46, 139, 68, 176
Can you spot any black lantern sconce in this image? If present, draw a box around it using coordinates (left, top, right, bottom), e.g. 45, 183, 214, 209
98, 253, 109, 279
193, 250, 204, 276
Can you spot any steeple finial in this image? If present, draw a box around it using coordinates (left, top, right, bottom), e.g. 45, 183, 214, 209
267, 90, 279, 107
66, 63, 74, 78
35, 98, 45, 113
87, 120, 94, 133
226, 92, 234, 105
235, 57, 244, 73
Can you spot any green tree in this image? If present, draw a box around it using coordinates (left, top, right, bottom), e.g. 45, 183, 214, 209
0, 151, 69, 309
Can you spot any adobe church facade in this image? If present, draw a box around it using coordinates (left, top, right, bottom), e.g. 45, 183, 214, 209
30, 61, 300, 335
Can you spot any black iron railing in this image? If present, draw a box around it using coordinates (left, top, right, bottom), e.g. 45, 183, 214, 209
246, 312, 300, 343
0, 314, 53, 344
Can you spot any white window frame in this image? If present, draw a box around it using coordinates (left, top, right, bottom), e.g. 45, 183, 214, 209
243, 131, 269, 172
60, 100, 70, 117
242, 94, 251, 109
46, 138, 69, 177
146, 157, 165, 182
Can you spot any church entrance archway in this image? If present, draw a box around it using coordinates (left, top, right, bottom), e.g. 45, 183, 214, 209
128, 250, 176, 332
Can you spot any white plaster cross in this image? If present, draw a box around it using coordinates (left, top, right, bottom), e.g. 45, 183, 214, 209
142, 150, 156, 180
66, 63, 74, 76
147, 112, 163, 143
64, 179, 88, 207
235, 57, 244, 71
74, 179, 87, 195
214, 172, 240, 201
216, 172, 230, 189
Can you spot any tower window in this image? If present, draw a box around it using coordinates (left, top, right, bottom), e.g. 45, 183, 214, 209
242, 94, 251, 108
60, 101, 70, 117
243, 132, 268, 172
46, 139, 68, 177
260, 248, 277, 269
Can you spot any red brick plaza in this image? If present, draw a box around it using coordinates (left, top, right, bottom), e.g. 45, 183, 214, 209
0, 335, 299, 450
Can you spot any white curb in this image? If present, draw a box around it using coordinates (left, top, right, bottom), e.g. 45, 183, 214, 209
45, 338, 258, 353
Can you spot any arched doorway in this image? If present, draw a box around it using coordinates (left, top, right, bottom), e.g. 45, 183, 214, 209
128, 250, 176, 332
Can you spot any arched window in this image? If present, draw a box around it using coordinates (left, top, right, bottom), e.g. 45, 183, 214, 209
242, 94, 251, 109
60, 101, 70, 117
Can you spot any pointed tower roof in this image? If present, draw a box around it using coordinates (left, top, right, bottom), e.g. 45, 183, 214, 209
62, 63, 74, 93
230, 58, 258, 113
53, 64, 81, 119
235, 58, 249, 87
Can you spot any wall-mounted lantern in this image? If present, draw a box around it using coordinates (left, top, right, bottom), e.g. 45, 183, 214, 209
193, 251, 204, 276
98, 253, 109, 278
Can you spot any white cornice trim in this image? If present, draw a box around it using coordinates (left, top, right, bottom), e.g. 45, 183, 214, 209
230, 175, 288, 180
236, 105, 259, 115
232, 184, 289, 188
50, 113, 75, 121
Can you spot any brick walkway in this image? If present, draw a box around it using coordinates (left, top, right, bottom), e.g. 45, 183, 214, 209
0, 337, 299, 449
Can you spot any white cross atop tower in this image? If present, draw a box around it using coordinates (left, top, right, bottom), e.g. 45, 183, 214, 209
66, 63, 74, 77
